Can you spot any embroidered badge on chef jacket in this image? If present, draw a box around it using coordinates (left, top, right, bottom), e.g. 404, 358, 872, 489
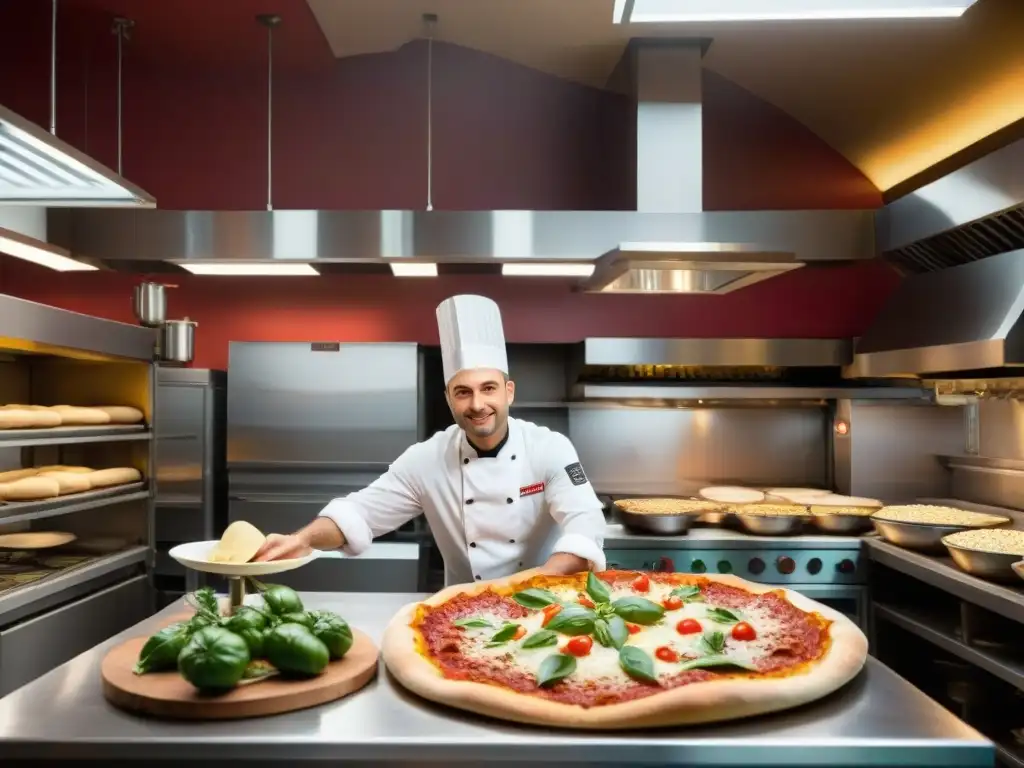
520, 482, 545, 497
564, 462, 588, 486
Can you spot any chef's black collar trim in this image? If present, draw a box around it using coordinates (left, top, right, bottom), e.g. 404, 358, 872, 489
467, 427, 509, 459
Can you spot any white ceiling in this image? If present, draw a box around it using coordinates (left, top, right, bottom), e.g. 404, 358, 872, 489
305, 0, 1024, 192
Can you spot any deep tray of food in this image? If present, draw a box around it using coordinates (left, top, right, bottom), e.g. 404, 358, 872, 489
870, 504, 1011, 552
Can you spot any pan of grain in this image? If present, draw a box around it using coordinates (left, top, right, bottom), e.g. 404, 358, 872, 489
942, 528, 1024, 582
871, 504, 1010, 552
613, 498, 725, 535
808, 494, 883, 535
730, 503, 810, 536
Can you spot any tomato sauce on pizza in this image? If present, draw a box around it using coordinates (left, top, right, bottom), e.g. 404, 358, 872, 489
411, 570, 832, 708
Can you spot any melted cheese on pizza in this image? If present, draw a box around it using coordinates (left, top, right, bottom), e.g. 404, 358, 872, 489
435, 578, 798, 688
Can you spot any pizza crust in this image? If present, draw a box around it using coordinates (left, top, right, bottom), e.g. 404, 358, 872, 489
382, 571, 868, 729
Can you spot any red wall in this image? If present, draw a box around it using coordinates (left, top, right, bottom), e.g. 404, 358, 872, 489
0, 0, 894, 370
0, 261, 899, 371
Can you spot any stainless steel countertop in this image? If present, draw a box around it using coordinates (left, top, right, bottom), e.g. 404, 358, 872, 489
0, 592, 993, 766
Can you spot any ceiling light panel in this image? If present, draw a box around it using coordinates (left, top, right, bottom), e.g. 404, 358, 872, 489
614, 0, 976, 23
389, 262, 438, 277
177, 263, 320, 276
0, 228, 96, 271
502, 263, 596, 277
0, 103, 156, 207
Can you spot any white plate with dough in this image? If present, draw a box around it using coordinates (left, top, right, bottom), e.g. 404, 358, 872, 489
0, 532, 77, 550
168, 540, 319, 576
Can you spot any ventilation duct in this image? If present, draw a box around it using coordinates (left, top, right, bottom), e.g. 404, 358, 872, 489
876, 137, 1024, 273
580, 40, 803, 294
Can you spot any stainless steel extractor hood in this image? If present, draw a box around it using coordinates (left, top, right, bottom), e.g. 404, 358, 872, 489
41, 37, 873, 275
0, 103, 156, 208
579, 40, 803, 294
876, 136, 1024, 274
849, 248, 1024, 378
585, 242, 803, 294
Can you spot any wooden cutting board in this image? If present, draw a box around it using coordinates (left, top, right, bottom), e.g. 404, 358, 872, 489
101, 618, 379, 720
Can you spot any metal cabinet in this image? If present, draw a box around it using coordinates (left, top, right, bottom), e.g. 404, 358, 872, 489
153, 368, 226, 596
0, 575, 150, 696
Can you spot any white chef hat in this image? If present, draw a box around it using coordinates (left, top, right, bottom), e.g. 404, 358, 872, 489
436, 294, 509, 385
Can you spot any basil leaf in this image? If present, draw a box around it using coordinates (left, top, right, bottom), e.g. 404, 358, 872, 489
699, 630, 726, 655
605, 615, 629, 650
536, 653, 577, 688
669, 585, 703, 602
513, 588, 562, 610
585, 572, 612, 604
453, 617, 494, 629
678, 655, 757, 672
593, 618, 613, 648
522, 629, 558, 649
707, 607, 740, 625
546, 605, 596, 636
488, 623, 520, 644
611, 596, 665, 625
619, 646, 659, 684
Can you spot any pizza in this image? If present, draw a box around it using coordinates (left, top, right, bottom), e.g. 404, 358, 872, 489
382, 569, 867, 729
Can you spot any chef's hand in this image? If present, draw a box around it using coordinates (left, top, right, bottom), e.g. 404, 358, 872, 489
253, 518, 345, 562
253, 532, 313, 562
538, 552, 592, 575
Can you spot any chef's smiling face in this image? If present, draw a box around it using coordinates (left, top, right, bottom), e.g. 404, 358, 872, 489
446, 368, 515, 446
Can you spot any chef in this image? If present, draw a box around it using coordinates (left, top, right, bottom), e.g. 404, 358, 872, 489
255, 294, 607, 584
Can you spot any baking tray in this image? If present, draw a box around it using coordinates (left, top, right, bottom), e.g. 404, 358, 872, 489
0, 482, 147, 520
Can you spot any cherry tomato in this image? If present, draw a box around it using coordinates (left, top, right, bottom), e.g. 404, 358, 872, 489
632, 574, 650, 593
662, 595, 683, 611
564, 636, 594, 657
626, 623, 642, 635
578, 595, 596, 609
676, 618, 702, 635
655, 646, 679, 663
541, 604, 562, 626
513, 625, 527, 641
731, 622, 757, 641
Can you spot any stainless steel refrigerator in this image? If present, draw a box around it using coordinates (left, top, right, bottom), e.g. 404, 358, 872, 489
226, 342, 426, 593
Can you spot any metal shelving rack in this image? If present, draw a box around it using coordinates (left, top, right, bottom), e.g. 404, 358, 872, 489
0, 294, 158, 696
866, 538, 1024, 768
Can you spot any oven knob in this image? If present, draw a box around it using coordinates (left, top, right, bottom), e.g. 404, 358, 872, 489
717, 560, 732, 574
658, 556, 676, 572
837, 558, 856, 575
691, 559, 707, 574
807, 557, 823, 575
776, 556, 796, 575
748, 557, 765, 575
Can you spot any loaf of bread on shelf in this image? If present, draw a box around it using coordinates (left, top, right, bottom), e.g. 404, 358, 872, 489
47, 406, 111, 425
0, 476, 61, 501
0, 409, 44, 429
37, 471, 93, 495
95, 406, 144, 424
87, 467, 142, 488
35, 465, 93, 474
0, 468, 42, 483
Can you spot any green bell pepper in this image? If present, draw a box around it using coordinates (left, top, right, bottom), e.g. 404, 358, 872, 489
134, 621, 190, 675
310, 611, 354, 660
177, 626, 251, 691
261, 584, 304, 615
263, 622, 330, 676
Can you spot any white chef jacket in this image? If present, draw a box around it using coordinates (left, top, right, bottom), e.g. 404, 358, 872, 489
318, 417, 607, 585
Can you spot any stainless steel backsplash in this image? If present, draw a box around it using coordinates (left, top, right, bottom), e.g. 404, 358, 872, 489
568, 405, 829, 495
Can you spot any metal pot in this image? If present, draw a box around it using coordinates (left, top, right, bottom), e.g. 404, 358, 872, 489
132, 282, 167, 327
160, 318, 197, 363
